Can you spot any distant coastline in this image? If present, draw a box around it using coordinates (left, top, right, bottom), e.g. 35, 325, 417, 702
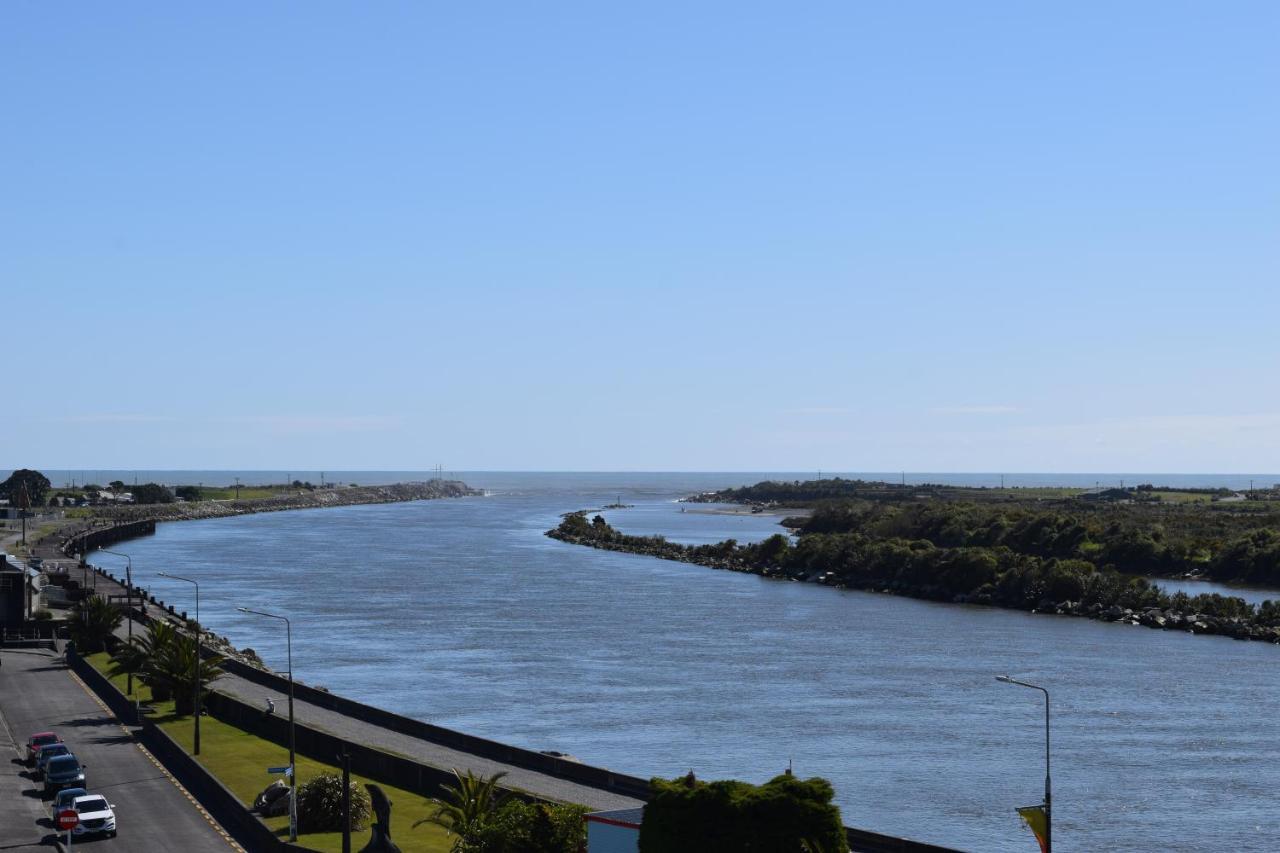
88, 480, 479, 524
46, 480, 479, 562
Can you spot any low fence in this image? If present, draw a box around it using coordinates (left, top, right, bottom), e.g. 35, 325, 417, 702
219, 656, 653, 802
63, 519, 157, 559
846, 826, 963, 853
206, 690, 478, 802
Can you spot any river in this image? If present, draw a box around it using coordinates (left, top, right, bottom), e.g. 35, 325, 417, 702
88, 473, 1280, 852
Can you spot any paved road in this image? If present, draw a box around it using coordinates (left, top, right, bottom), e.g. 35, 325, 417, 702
0, 647, 240, 853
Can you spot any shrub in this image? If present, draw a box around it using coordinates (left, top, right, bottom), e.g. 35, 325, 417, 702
296, 772, 371, 833
639, 772, 848, 853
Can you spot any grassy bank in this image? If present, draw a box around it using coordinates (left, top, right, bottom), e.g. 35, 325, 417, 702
85, 653, 452, 852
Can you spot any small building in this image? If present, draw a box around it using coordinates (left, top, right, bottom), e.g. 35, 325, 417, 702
0, 554, 29, 632
585, 806, 643, 853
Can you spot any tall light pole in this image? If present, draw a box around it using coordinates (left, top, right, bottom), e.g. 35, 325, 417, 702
238, 606, 296, 842
97, 549, 134, 695
997, 675, 1051, 853
159, 572, 201, 756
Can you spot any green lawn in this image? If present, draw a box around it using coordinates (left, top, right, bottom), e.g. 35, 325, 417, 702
85, 654, 453, 852
193, 487, 287, 501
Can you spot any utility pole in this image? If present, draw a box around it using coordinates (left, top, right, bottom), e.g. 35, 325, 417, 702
340, 752, 352, 853
234, 477, 241, 500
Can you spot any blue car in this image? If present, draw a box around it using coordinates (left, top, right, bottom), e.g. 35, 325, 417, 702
43, 754, 87, 796
35, 743, 71, 778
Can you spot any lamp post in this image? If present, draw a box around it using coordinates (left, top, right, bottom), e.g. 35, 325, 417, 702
238, 606, 296, 842
97, 549, 133, 695
997, 675, 1051, 853
159, 572, 201, 756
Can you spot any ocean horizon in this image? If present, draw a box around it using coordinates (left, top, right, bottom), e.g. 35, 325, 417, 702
9, 468, 1279, 492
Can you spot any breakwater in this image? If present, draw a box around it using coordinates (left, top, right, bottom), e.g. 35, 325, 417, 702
57, 481, 477, 559
548, 512, 1280, 644
93, 480, 478, 523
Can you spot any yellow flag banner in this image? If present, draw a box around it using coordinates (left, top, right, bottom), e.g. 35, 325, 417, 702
1017, 804, 1049, 853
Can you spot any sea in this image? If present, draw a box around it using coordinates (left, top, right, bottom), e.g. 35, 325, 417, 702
60, 471, 1280, 851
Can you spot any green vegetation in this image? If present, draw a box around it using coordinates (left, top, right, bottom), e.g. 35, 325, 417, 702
194, 486, 285, 501
68, 595, 123, 653
109, 620, 225, 713
638, 772, 848, 853
83, 653, 453, 852
551, 478, 1280, 641
0, 468, 51, 507
415, 769, 587, 853
297, 772, 372, 833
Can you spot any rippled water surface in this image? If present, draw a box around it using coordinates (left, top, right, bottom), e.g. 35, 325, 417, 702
94, 473, 1280, 852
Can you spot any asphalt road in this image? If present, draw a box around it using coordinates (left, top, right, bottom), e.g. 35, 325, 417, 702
0, 646, 240, 853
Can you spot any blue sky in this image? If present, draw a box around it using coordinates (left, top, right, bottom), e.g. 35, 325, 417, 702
3, 3, 1277, 472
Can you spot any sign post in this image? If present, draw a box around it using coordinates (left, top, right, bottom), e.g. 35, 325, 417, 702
57, 809, 79, 849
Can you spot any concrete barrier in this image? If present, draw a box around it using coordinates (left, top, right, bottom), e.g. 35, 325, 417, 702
219, 657, 653, 802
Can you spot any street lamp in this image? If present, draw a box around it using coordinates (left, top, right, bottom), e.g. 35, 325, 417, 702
238, 606, 296, 842
158, 572, 201, 756
97, 549, 133, 695
996, 675, 1051, 853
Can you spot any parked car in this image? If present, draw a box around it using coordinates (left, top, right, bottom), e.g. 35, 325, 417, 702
71, 794, 117, 838
26, 732, 62, 766
34, 743, 72, 777
43, 755, 86, 796
50, 787, 87, 820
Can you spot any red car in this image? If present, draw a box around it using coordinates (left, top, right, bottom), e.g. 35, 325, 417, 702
26, 732, 62, 767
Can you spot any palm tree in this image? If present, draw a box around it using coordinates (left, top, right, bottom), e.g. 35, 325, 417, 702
110, 620, 175, 699
109, 620, 224, 711
69, 595, 122, 653
414, 769, 509, 850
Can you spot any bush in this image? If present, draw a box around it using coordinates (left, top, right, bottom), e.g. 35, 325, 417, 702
33, 609, 53, 621
296, 772, 371, 834
476, 801, 586, 853
639, 772, 848, 853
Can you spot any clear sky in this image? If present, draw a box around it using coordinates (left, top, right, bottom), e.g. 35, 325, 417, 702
3, 3, 1277, 472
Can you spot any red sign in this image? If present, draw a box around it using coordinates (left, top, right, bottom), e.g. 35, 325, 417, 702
57, 809, 79, 831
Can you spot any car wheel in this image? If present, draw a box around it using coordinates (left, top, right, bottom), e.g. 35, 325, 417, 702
109, 831, 117, 838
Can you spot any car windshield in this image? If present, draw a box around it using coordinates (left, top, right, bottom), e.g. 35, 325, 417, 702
57, 790, 85, 805
48, 756, 79, 772
42, 745, 69, 757
75, 798, 108, 812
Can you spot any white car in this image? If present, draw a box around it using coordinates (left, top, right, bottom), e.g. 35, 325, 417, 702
71, 794, 117, 838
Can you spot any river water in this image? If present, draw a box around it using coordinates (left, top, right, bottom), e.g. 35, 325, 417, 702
89, 473, 1280, 852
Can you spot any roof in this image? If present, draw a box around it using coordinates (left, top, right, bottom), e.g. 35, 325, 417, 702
586, 806, 645, 827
